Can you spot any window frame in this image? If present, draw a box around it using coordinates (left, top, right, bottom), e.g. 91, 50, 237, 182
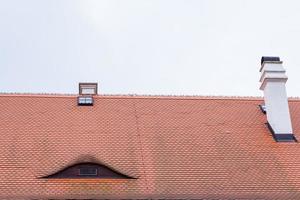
78, 167, 98, 176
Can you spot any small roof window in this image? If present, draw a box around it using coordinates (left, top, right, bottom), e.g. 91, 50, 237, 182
79, 83, 98, 95
78, 96, 93, 106
79, 167, 98, 176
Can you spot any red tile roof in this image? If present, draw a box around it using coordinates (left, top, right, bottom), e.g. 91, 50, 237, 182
1, 94, 300, 199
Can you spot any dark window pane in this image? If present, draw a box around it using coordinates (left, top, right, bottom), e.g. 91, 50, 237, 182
79, 167, 97, 176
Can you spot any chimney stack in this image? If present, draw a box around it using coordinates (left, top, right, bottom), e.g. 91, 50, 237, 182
259, 57, 295, 142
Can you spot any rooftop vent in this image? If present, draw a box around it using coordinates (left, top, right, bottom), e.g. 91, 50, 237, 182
79, 83, 98, 95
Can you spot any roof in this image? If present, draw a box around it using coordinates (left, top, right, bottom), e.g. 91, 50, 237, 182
1, 94, 300, 199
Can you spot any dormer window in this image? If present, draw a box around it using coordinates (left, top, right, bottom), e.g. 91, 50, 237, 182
79, 167, 97, 176
43, 162, 135, 179
78, 83, 98, 106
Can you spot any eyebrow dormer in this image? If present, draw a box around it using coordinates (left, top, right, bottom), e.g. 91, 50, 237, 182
43, 162, 134, 179
78, 83, 98, 106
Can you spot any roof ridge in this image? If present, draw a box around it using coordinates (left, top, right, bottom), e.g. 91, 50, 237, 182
0, 92, 75, 96
0, 92, 262, 100
100, 94, 265, 100
1, 92, 300, 100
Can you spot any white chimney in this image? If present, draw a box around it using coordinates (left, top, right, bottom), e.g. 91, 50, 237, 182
259, 57, 295, 142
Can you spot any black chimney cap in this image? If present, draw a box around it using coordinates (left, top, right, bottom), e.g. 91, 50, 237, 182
261, 56, 280, 65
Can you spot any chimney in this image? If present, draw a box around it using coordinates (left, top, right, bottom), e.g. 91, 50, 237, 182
259, 57, 295, 142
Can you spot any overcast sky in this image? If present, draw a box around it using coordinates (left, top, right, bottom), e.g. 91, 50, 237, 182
1, 0, 300, 96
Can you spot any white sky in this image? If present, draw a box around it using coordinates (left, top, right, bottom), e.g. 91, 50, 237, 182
1, 0, 300, 96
